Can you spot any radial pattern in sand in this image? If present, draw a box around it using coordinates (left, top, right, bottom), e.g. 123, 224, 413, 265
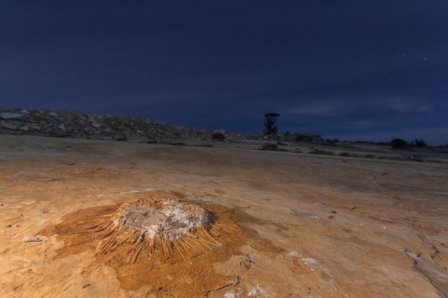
82, 196, 221, 264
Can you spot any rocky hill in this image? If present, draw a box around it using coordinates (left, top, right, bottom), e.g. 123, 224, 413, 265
0, 108, 215, 142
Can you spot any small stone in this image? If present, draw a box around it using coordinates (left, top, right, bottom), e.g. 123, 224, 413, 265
20, 123, 40, 131
82, 283, 91, 289
0, 120, 19, 130
22, 235, 42, 242
91, 121, 101, 128
0, 112, 23, 120
23, 200, 37, 205
58, 123, 66, 132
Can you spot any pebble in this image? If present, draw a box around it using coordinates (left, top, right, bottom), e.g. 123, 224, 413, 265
22, 236, 42, 242
0, 112, 23, 119
0, 120, 20, 130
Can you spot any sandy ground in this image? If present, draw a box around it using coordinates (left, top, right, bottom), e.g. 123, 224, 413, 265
0, 135, 447, 298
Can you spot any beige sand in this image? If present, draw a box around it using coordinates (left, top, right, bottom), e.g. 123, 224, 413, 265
0, 135, 447, 297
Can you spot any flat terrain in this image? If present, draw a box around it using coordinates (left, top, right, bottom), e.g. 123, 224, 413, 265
0, 135, 447, 297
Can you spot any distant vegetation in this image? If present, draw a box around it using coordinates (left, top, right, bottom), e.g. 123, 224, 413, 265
390, 138, 428, 150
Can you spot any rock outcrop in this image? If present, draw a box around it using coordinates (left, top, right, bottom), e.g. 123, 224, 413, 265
0, 108, 213, 142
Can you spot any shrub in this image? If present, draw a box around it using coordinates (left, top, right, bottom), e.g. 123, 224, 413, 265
211, 130, 226, 141
310, 149, 334, 155
390, 138, 408, 150
262, 144, 278, 151
293, 133, 323, 143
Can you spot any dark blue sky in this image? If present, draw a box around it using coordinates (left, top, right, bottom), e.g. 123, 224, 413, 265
1, 1, 447, 144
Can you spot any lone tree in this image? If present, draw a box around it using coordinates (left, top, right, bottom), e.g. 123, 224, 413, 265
264, 112, 280, 135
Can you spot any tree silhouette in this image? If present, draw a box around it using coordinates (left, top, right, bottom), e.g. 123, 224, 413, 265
264, 112, 280, 135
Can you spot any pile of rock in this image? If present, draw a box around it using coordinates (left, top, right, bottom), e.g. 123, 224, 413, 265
0, 108, 213, 142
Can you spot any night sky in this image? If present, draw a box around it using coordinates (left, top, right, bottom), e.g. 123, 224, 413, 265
1, 1, 447, 144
